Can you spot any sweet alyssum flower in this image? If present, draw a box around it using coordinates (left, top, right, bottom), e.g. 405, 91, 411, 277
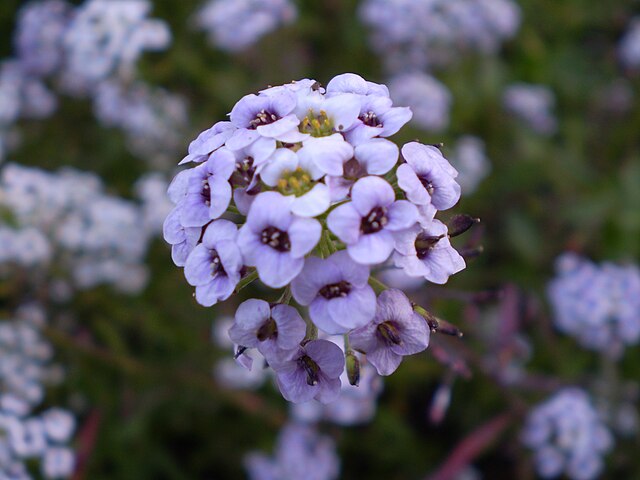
165, 73, 475, 404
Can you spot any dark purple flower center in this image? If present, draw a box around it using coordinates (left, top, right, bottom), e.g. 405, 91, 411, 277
361, 206, 388, 234
233, 156, 256, 187
415, 234, 444, 259
210, 250, 226, 276
418, 175, 435, 195
298, 354, 320, 386
319, 281, 352, 299
201, 178, 211, 206
261, 226, 291, 252
359, 110, 383, 128
256, 318, 278, 341
249, 109, 278, 129
377, 321, 403, 346
343, 157, 366, 180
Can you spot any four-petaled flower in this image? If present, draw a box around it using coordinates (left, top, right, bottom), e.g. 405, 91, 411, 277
349, 289, 430, 375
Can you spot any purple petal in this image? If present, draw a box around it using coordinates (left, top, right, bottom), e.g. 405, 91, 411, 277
304, 340, 345, 378
315, 377, 341, 404
256, 251, 304, 288
201, 219, 237, 246
288, 217, 321, 258
277, 368, 317, 403
326, 73, 368, 96
347, 230, 394, 265
245, 191, 293, 232
184, 244, 213, 286
355, 138, 398, 175
309, 297, 348, 333
256, 113, 300, 138
351, 176, 395, 215
348, 322, 379, 353
392, 312, 430, 356
235, 299, 271, 330
291, 256, 341, 305
290, 183, 330, 217
367, 347, 403, 376
385, 200, 418, 231
272, 304, 306, 350
330, 250, 370, 287
327, 286, 377, 331
327, 203, 362, 244
397, 163, 430, 205
379, 107, 412, 137
376, 289, 415, 323
226, 128, 260, 150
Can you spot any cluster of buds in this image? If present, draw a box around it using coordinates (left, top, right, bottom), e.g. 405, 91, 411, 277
164, 73, 477, 404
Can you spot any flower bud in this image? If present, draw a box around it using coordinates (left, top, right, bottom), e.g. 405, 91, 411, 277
345, 350, 360, 386
447, 214, 480, 237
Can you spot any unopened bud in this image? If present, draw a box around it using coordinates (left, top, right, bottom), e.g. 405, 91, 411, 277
346, 350, 361, 386
447, 214, 480, 237
459, 245, 484, 258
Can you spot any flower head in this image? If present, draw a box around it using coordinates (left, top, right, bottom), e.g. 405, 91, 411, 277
273, 339, 344, 404
349, 289, 430, 375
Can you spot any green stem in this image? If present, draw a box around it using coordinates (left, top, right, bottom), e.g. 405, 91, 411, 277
276, 286, 292, 304
235, 269, 258, 293
368, 276, 388, 294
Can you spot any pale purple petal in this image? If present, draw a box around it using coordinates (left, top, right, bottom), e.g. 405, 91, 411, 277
350, 176, 395, 215
290, 183, 330, 217
347, 230, 394, 265
288, 217, 321, 258
327, 203, 361, 244
355, 138, 398, 175
385, 200, 418, 231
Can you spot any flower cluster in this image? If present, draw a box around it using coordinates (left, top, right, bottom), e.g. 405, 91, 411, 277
502, 83, 558, 135
245, 422, 340, 480
547, 253, 640, 356
522, 388, 613, 480
619, 17, 640, 70
0, 308, 76, 479
194, 0, 297, 52
388, 72, 452, 132
166, 73, 471, 404
93, 80, 188, 163
0, 163, 170, 295
359, 0, 520, 71
449, 136, 491, 195
3, 0, 184, 163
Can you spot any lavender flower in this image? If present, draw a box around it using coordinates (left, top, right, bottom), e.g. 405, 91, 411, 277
449, 136, 491, 195
522, 388, 613, 480
166, 73, 473, 404
237, 191, 321, 287
388, 72, 451, 132
184, 219, 242, 307
328, 176, 417, 264
547, 253, 640, 356
273, 340, 344, 403
393, 220, 466, 284
360, 0, 520, 70
619, 17, 640, 70
397, 142, 461, 210
291, 251, 376, 334
245, 422, 339, 480
228, 299, 306, 363
61, 0, 170, 93
179, 147, 236, 228
195, 0, 297, 52
503, 83, 557, 135
349, 289, 430, 375
14, 0, 72, 77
